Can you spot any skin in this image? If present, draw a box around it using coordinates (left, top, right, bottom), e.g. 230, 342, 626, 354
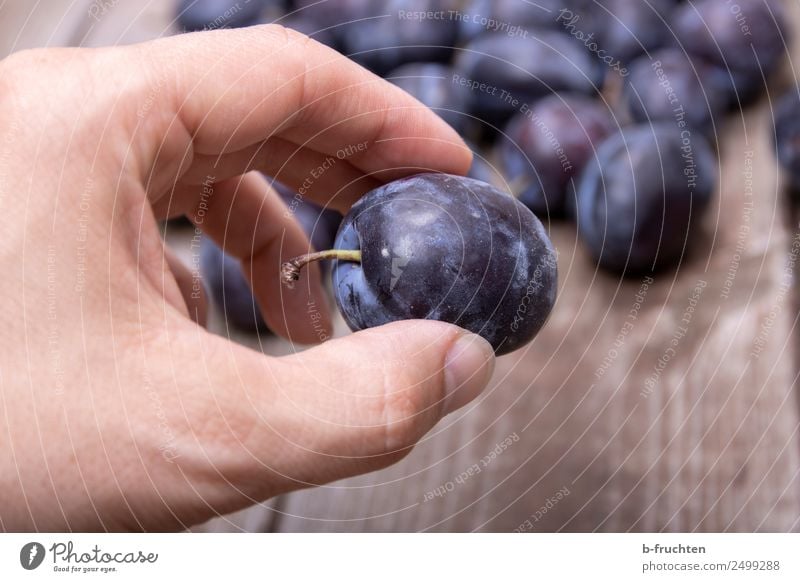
0, 25, 496, 531
200, 180, 340, 332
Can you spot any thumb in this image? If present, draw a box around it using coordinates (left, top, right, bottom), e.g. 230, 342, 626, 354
280, 320, 496, 463
171, 320, 495, 518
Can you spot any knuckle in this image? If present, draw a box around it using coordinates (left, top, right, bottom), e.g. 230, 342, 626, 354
0, 47, 74, 88
0, 48, 45, 74
0, 48, 103, 123
0, 50, 40, 111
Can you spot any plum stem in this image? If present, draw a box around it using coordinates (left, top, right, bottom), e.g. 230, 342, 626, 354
281, 249, 361, 288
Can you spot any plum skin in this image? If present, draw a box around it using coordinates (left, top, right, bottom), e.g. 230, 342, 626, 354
331, 173, 558, 355
773, 88, 800, 192
624, 48, 730, 137
388, 63, 471, 136
498, 94, 616, 217
454, 31, 604, 129
572, 123, 716, 274
339, 0, 459, 76
671, 0, 789, 103
200, 237, 268, 332
175, 0, 277, 31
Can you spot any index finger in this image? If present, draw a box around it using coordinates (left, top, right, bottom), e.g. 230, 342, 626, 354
133, 25, 472, 197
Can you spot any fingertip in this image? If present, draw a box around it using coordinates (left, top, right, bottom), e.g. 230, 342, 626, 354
442, 332, 495, 415
370, 94, 474, 180
442, 134, 474, 177
357, 321, 495, 415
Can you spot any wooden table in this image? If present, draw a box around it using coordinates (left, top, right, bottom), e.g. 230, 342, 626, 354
4, 0, 799, 532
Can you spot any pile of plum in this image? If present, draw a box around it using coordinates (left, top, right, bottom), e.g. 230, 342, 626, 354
181, 0, 791, 352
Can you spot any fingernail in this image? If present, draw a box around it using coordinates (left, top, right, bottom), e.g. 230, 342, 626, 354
443, 333, 496, 415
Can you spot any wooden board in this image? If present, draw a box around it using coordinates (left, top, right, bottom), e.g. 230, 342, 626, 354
267, 105, 800, 532
2, 0, 798, 532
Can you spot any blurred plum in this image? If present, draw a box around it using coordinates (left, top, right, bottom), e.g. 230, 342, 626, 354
572, 123, 716, 274
387, 63, 472, 134
773, 87, 800, 193
624, 48, 730, 137
338, 0, 461, 76
175, 0, 281, 31
672, 0, 789, 104
498, 94, 616, 217
454, 31, 604, 129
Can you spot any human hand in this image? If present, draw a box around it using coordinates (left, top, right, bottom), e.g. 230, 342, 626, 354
0, 25, 495, 531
